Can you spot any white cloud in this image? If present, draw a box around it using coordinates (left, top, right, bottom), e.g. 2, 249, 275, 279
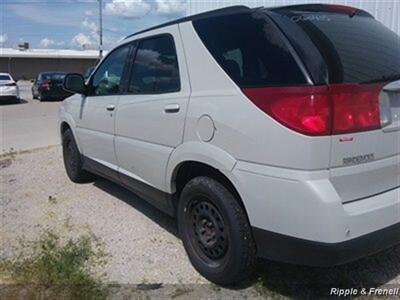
155, 0, 186, 15
85, 10, 94, 16
82, 18, 98, 33
0, 33, 8, 45
71, 33, 95, 48
40, 37, 55, 48
104, 0, 151, 18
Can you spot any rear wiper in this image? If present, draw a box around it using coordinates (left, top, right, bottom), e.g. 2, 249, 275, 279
360, 73, 400, 84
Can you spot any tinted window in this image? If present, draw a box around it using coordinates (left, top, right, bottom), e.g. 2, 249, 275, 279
128, 35, 180, 94
0, 75, 11, 80
276, 11, 400, 83
91, 44, 130, 96
41, 73, 65, 80
193, 12, 307, 87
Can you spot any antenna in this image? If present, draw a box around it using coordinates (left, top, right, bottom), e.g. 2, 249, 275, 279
98, 0, 103, 58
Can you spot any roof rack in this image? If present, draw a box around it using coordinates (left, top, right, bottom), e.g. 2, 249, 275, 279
124, 3, 373, 41
124, 5, 251, 40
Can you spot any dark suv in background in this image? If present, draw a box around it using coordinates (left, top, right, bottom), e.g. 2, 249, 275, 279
32, 72, 72, 101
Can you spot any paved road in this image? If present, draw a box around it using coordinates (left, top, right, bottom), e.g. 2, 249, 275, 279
0, 81, 61, 153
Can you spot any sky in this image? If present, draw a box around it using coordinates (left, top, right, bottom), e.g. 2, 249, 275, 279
0, 0, 187, 50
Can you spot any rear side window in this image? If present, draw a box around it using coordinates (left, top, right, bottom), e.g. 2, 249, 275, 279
193, 12, 308, 87
275, 11, 400, 83
128, 35, 180, 94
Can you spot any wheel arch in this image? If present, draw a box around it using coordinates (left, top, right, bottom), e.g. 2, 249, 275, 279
59, 115, 82, 152
167, 142, 251, 219
166, 142, 237, 193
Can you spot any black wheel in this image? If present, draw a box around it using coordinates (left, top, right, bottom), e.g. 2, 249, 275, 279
178, 176, 256, 285
62, 128, 93, 183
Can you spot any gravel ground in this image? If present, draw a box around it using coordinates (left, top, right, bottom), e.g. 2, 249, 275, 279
1, 146, 399, 298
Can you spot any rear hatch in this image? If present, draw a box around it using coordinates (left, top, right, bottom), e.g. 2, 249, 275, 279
270, 5, 400, 202
49, 73, 66, 93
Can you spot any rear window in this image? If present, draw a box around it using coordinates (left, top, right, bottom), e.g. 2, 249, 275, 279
0, 75, 11, 81
41, 73, 66, 81
274, 11, 400, 83
193, 12, 308, 87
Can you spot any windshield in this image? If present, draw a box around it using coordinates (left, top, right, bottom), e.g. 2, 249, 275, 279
272, 11, 400, 84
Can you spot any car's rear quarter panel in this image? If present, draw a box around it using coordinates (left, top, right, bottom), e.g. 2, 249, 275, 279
179, 21, 332, 171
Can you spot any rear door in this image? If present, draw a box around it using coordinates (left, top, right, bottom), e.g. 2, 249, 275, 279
271, 7, 400, 202
115, 27, 190, 192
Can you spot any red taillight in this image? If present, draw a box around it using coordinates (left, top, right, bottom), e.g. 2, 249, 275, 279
331, 84, 382, 134
41, 80, 50, 89
242, 83, 383, 136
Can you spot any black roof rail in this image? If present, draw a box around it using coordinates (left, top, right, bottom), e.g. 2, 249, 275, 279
124, 5, 251, 40
123, 3, 373, 41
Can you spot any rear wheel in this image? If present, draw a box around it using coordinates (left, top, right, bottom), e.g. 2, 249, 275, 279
178, 176, 256, 285
62, 128, 93, 183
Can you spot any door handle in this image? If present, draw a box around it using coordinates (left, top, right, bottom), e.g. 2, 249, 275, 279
106, 104, 115, 111
164, 104, 180, 113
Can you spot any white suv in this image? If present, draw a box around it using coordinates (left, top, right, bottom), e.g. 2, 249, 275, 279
60, 5, 400, 285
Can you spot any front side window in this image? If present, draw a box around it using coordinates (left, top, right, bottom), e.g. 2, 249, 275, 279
128, 35, 180, 94
91, 44, 130, 96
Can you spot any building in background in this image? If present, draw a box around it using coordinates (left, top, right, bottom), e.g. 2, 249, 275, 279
187, 0, 399, 35
0, 48, 99, 79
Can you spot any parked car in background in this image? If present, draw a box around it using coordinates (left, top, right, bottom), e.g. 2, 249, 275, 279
83, 66, 95, 81
60, 4, 400, 285
0, 73, 20, 103
32, 72, 72, 101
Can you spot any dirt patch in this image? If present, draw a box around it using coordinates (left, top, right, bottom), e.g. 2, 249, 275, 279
0, 158, 12, 169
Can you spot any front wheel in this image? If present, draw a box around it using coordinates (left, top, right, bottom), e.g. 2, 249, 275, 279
178, 176, 256, 285
62, 128, 93, 183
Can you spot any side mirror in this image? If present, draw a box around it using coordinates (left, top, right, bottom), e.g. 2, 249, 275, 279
63, 73, 86, 95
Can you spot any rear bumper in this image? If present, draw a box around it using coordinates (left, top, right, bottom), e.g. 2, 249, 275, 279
0, 95, 19, 102
40, 89, 71, 99
229, 159, 400, 265
252, 222, 400, 266
0, 88, 19, 98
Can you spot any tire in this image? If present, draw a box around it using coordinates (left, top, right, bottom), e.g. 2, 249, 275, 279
62, 128, 93, 183
178, 176, 256, 285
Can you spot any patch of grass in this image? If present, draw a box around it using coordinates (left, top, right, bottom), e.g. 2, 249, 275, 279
171, 286, 194, 298
0, 231, 108, 299
0, 145, 58, 158
0, 151, 17, 159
